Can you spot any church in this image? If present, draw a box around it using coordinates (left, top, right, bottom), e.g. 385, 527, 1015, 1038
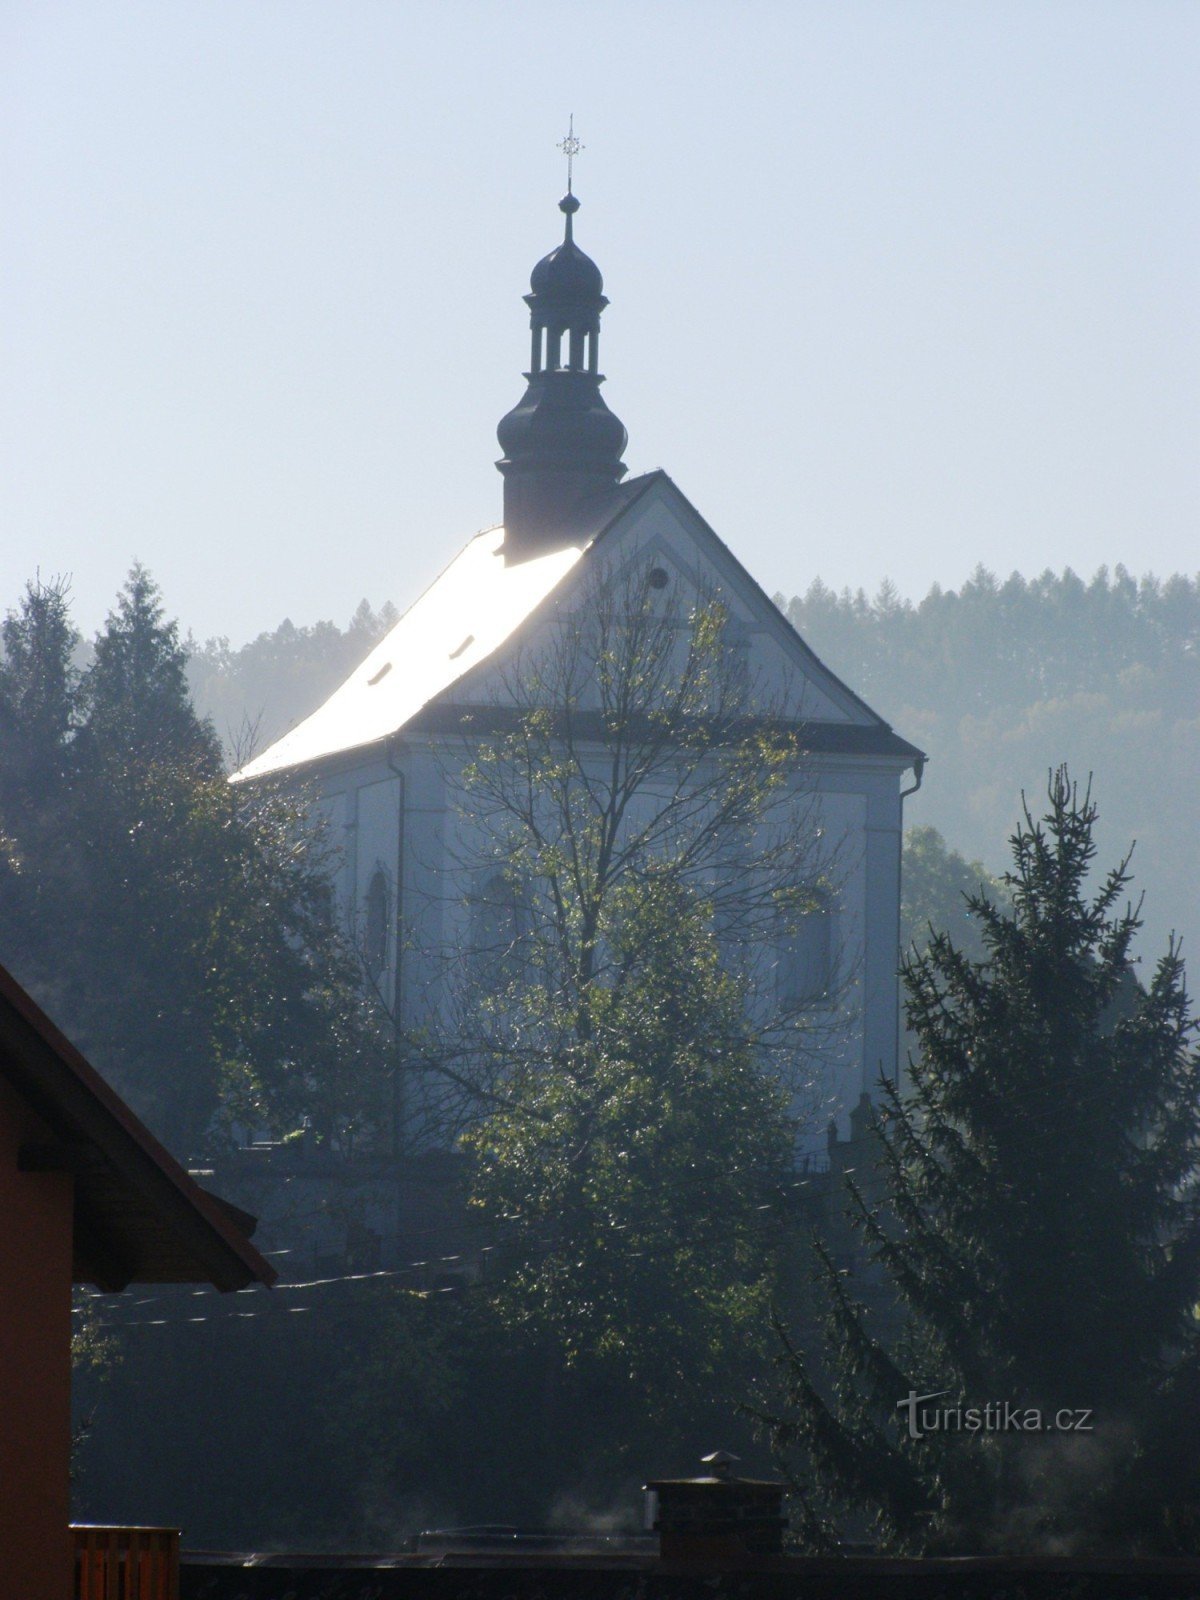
233, 176, 924, 1162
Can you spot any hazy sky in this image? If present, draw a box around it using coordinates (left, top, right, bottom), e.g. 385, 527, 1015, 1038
4, 1, 1197, 646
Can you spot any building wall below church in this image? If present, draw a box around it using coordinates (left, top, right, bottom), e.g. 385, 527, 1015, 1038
0, 1075, 74, 1600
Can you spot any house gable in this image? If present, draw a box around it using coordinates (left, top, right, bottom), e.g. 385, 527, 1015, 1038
0, 961, 277, 1293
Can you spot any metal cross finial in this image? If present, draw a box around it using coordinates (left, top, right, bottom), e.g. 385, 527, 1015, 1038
558, 115, 583, 194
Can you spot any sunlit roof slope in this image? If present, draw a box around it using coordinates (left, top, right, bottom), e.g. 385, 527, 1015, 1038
231, 475, 662, 780
231, 527, 584, 781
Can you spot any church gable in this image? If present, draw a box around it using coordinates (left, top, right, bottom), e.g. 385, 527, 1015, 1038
562, 473, 884, 731
234, 464, 919, 783
441, 472, 914, 757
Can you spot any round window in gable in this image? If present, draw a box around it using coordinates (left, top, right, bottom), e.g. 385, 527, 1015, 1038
648, 567, 669, 590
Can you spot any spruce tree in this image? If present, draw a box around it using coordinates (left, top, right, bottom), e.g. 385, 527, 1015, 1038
0, 576, 83, 993
79, 562, 222, 774
0, 568, 387, 1156
0, 574, 79, 803
769, 771, 1200, 1554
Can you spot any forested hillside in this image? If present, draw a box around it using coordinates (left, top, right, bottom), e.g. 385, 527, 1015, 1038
184, 598, 398, 764
780, 565, 1199, 967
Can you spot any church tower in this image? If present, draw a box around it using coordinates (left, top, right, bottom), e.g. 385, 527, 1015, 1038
496, 185, 628, 560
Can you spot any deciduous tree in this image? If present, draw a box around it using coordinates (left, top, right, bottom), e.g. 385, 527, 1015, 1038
402, 561, 843, 1458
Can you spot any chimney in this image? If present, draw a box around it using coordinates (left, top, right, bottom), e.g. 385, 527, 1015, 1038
644, 1451, 787, 1562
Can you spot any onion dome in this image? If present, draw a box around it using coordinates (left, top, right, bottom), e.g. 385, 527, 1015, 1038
529, 194, 605, 299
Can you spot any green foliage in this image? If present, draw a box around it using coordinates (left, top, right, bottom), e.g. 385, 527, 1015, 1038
0, 566, 386, 1154
780, 564, 1200, 974
463, 871, 793, 1405
430, 567, 832, 1116
901, 826, 1009, 963
79, 562, 223, 774
413, 565, 817, 1488
70, 1294, 121, 1479
782, 566, 1200, 722
0, 574, 79, 799
768, 773, 1200, 1554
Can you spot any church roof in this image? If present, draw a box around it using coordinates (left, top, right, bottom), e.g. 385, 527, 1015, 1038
232, 472, 922, 783
232, 477, 655, 781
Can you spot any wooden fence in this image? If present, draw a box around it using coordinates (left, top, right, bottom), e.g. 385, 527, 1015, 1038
73, 1525, 179, 1600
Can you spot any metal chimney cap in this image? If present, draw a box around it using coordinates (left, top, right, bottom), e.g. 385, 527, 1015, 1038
700, 1450, 740, 1480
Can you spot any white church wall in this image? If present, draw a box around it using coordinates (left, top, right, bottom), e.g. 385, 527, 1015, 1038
293, 727, 906, 1166
308, 773, 899, 1160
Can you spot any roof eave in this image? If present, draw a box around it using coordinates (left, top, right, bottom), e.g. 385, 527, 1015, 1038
0, 964, 277, 1292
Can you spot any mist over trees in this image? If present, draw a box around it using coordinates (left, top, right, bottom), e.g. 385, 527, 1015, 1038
187, 563, 1198, 970
769, 774, 1200, 1555
185, 598, 398, 763
7, 559, 1197, 1551
0, 569, 387, 1156
780, 565, 1200, 969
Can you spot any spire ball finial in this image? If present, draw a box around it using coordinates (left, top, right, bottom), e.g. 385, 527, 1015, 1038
557, 114, 584, 195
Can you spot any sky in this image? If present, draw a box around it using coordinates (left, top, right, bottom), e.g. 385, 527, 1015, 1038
4, 1, 1197, 647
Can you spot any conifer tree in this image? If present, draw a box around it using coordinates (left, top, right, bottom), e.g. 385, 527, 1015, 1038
0, 574, 79, 802
769, 771, 1200, 1554
0, 567, 387, 1155
79, 563, 222, 774
0, 576, 83, 994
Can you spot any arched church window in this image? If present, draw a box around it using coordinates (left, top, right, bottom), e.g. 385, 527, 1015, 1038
364, 867, 390, 982
312, 880, 336, 930
471, 873, 529, 982
777, 887, 833, 1009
